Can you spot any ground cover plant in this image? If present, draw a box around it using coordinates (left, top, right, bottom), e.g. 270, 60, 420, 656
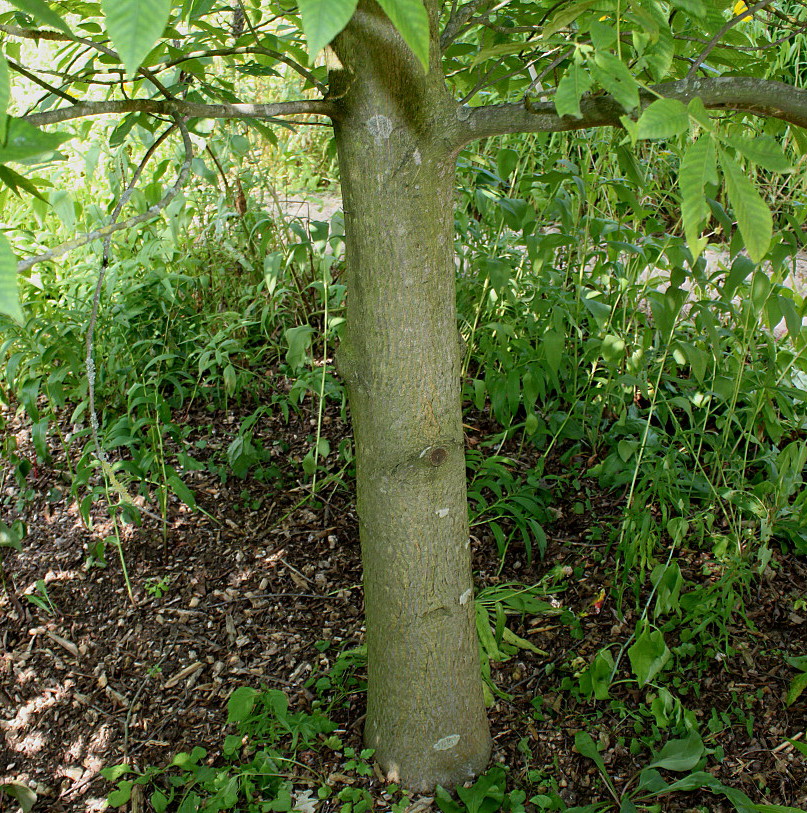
0, 1, 807, 811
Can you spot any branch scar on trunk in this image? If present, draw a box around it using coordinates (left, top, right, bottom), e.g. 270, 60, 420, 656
433, 735, 461, 751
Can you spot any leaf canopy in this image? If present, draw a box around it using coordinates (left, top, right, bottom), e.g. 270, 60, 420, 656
0, 0, 801, 275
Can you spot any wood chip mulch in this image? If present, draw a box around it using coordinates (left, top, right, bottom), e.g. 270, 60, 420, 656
1, 396, 806, 812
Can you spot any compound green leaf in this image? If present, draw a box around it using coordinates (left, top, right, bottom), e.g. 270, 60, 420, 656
554, 64, 592, 119
101, 0, 171, 79
679, 135, 717, 260
720, 149, 772, 262
0, 233, 23, 323
636, 97, 688, 139
7, 0, 71, 34
669, 0, 706, 15
471, 41, 534, 66
0, 166, 49, 201
591, 52, 639, 112
628, 624, 670, 686
542, 0, 599, 39
724, 134, 791, 173
377, 0, 430, 71
0, 118, 69, 164
643, 25, 674, 81
297, 0, 358, 60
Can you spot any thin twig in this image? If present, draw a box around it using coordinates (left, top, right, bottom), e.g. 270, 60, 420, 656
6, 59, 78, 102
0, 23, 174, 98
441, 0, 495, 48
687, 0, 772, 78
80, 118, 193, 526
124, 655, 168, 755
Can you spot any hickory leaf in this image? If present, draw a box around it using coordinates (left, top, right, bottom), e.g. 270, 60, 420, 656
720, 149, 772, 262
101, 0, 171, 79
377, 0, 430, 71
297, 0, 359, 59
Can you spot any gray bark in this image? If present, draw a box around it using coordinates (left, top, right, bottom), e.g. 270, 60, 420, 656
454, 77, 807, 146
330, 2, 491, 791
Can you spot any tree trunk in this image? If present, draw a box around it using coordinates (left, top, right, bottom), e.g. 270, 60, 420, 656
330, 2, 491, 792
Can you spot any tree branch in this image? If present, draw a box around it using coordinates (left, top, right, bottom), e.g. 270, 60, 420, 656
440, 0, 494, 48
0, 23, 175, 99
17, 118, 192, 275
21, 97, 338, 127
454, 77, 807, 147
7, 59, 78, 103
686, 0, 771, 78
162, 46, 327, 93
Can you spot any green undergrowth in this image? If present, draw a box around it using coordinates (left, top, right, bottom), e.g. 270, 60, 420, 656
0, 131, 347, 566
98, 669, 807, 813
455, 137, 807, 673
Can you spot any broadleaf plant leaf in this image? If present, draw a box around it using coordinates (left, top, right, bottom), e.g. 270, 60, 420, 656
724, 134, 791, 174
574, 732, 618, 797
101, 0, 172, 79
661, 771, 757, 811
376, 0, 430, 71
285, 324, 315, 370
670, 0, 706, 15
0, 233, 23, 323
7, 0, 72, 34
646, 730, 705, 772
0, 118, 70, 164
628, 624, 670, 687
785, 670, 807, 706
296, 0, 359, 61
542, 0, 599, 39
590, 52, 640, 112
636, 97, 689, 139
0, 165, 50, 201
719, 149, 772, 262
226, 686, 258, 723
554, 64, 592, 119
0, 782, 37, 813
679, 135, 717, 260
